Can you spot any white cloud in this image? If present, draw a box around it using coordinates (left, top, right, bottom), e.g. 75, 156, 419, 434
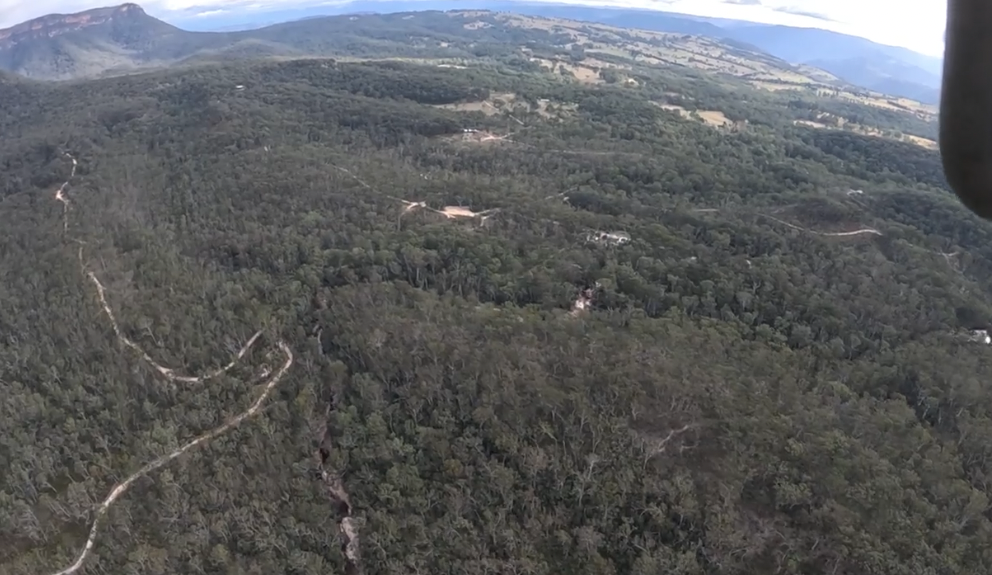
0, 0, 107, 26
510, 0, 947, 55
0, 0, 947, 56
192, 8, 229, 16
663, 0, 947, 56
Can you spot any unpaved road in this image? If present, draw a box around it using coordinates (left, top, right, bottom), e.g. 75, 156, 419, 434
44, 154, 295, 575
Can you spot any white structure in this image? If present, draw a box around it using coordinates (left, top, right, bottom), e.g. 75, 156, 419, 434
971, 329, 991, 345
586, 230, 631, 246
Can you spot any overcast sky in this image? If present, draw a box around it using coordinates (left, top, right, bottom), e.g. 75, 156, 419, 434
0, 0, 948, 56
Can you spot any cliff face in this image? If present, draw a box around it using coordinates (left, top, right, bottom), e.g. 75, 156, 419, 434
0, 4, 145, 50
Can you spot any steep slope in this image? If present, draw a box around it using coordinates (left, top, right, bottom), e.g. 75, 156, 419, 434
0, 3, 222, 79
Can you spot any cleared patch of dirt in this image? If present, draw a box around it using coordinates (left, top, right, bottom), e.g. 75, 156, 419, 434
440, 206, 479, 218
561, 62, 601, 83
583, 56, 628, 70
527, 57, 602, 83
794, 119, 829, 128
436, 92, 515, 114
697, 110, 731, 127
905, 134, 938, 150
443, 130, 514, 146
438, 100, 499, 114
655, 102, 689, 117
750, 81, 810, 92
655, 103, 740, 129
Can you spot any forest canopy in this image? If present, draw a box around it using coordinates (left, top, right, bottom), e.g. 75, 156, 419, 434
1, 27, 990, 575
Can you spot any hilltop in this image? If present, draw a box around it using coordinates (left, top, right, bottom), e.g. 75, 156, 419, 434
0, 3, 217, 79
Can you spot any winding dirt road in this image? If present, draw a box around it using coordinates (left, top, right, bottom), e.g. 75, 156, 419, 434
755, 212, 882, 237
50, 345, 293, 575
44, 154, 296, 575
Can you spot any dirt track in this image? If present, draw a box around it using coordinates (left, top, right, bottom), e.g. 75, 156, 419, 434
44, 154, 296, 575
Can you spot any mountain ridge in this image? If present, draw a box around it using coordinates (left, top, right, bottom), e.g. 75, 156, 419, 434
468, 2, 943, 104
164, 0, 945, 103
0, 2, 210, 79
0, 3, 147, 49
0, 2, 941, 107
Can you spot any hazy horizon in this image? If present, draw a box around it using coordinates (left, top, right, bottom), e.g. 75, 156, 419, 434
0, 0, 946, 57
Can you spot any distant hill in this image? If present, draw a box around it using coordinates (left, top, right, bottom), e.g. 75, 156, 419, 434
176, 0, 943, 104
0, 3, 222, 79
464, 3, 942, 104
723, 24, 942, 103
0, 2, 942, 106
0, 4, 817, 83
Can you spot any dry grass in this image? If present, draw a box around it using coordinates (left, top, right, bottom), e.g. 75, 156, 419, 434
794, 116, 938, 150
438, 101, 498, 114
526, 56, 602, 84
794, 119, 829, 128
435, 91, 517, 115
655, 102, 735, 128
905, 134, 938, 150
561, 62, 601, 83
442, 11, 939, 132
697, 110, 730, 127
447, 11, 844, 90
749, 81, 809, 92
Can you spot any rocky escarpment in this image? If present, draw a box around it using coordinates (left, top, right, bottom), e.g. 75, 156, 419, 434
0, 4, 145, 50
0, 3, 212, 79
315, 393, 362, 575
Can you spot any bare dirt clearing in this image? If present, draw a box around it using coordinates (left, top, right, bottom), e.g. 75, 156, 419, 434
793, 113, 938, 150
654, 103, 739, 129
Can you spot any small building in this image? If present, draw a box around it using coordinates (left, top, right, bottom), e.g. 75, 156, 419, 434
971, 329, 991, 345
586, 230, 631, 246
